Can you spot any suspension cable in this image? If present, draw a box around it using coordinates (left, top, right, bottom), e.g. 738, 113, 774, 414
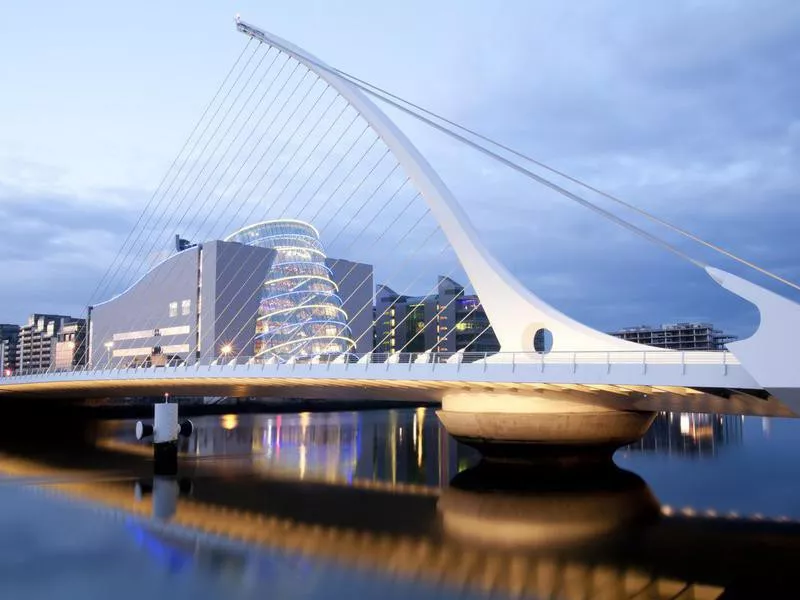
85, 39, 254, 309
248, 27, 800, 292
346, 75, 800, 293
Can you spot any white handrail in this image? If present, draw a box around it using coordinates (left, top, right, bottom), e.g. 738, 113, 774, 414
0, 349, 741, 379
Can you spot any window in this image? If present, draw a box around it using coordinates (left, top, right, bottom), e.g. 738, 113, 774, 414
181, 299, 191, 316
169, 302, 178, 318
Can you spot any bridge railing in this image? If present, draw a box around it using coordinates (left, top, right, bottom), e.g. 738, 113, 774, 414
1, 349, 739, 379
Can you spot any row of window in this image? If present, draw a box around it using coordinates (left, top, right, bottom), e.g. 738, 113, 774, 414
168, 299, 192, 318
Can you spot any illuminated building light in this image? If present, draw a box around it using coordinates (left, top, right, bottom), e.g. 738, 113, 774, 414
258, 319, 350, 336
256, 305, 348, 321
264, 274, 341, 292
260, 289, 343, 304
254, 335, 357, 357
226, 220, 354, 361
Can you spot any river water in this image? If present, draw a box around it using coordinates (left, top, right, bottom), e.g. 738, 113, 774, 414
2, 408, 800, 598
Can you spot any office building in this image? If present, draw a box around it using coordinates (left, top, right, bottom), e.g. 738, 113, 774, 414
0, 324, 20, 375
90, 240, 276, 368
608, 322, 736, 351
54, 320, 87, 369
374, 285, 433, 354
325, 258, 374, 355
225, 220, 359, 361
374, 276, 499, 355
90, 221, 373, 367
16, 314, 84, 372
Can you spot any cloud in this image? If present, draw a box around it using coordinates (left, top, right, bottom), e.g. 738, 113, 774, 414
370, 0, 800, 338
0, 186, 141, 323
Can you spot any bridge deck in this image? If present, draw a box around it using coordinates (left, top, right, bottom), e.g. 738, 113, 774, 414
0, 352, 794, 417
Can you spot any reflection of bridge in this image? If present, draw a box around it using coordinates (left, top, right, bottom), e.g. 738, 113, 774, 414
3, 17, 800, 454
2, 439, 798, 599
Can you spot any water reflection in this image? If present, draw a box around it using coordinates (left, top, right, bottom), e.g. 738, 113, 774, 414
174, 409, 746, 490
121, 458, 800, 598
440, 462, 660, 551
177, 409, 479, 487
3, 407, 800, 598
624, 412, 743, 457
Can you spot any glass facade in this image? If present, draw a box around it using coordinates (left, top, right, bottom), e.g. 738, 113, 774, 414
226, 220, 354, 361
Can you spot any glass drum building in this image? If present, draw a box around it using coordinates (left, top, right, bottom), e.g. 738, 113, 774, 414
225, 220, 355, 361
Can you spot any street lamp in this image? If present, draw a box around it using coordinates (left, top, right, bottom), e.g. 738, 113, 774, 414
220, 343, 233, 359
104, 341, 114, 368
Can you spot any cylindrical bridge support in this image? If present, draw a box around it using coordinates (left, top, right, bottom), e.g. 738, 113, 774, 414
135, 400, 193, 476
437, 391, 655, 465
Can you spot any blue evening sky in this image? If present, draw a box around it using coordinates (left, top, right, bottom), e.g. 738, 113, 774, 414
1, 1, 799, 337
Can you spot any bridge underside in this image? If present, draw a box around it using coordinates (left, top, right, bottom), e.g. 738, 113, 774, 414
0, 377, 793, 418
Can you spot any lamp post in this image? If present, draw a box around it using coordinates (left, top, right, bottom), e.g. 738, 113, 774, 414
104, 341, 114, 368
220, 343, 233, 363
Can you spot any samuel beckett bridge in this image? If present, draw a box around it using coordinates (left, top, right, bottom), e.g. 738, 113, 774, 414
1, 17, 799, 455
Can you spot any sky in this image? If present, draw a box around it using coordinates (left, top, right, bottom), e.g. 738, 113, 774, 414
0, 0, 799, 338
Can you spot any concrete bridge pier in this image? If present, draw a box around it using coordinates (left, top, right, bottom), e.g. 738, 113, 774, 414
437, 392, 655, 463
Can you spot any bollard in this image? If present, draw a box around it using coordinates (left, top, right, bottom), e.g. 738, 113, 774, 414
135, 397, 193, 476
153, 402, 178, 475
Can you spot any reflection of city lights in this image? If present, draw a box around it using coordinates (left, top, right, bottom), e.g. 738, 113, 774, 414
416, 407, 426, 468
300, 412, 310, 442
677, 413, 713, 441
628, 411, 742, 458
680, 414, 691, 435
220, 414, 238, 430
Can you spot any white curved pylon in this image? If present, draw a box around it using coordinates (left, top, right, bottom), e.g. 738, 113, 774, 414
236, 20, 654, 353
706, 267, 800, 395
